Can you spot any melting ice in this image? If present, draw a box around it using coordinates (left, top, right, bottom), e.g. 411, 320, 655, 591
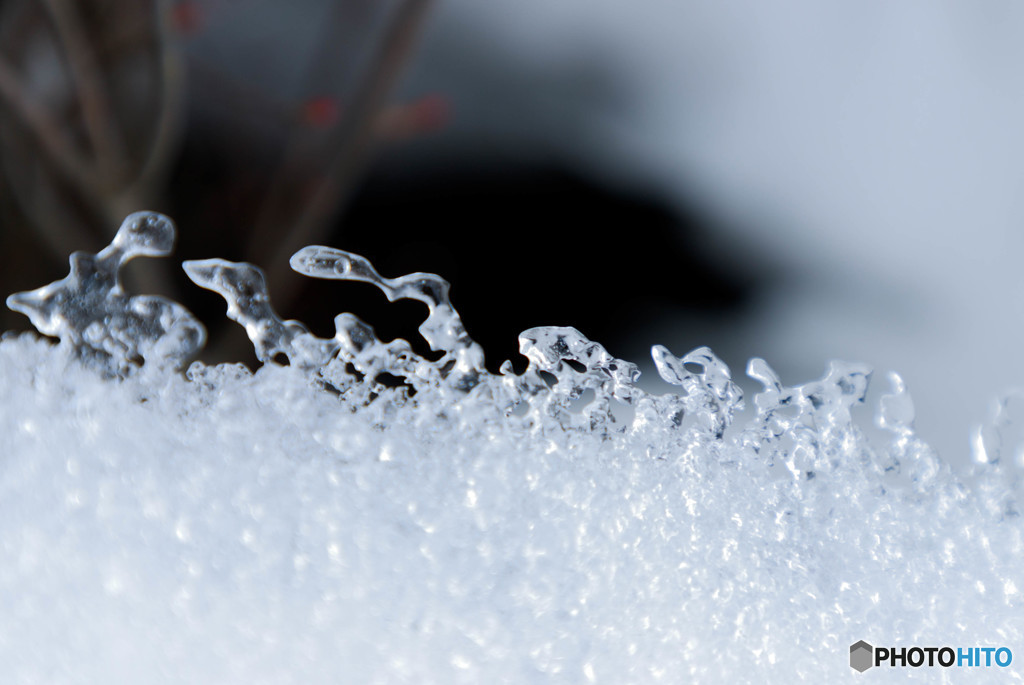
2, 212, 1023, 682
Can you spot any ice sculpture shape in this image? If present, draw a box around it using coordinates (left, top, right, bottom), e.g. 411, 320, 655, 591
5, 212, 953, 483
653, 344, 742, 438
6, 212, 205, 376
185, 250, 484, 412
877, 371, 940, 488
495, 326, 641, 432
6, 212, 1024, 683
182, 259, 336, 371
290, 246, 487, 394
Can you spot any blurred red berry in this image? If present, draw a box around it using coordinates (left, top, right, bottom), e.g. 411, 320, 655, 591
410, 93, 450, 131
302, 96, 341, 129
375, 94, 450, 141
171, 1, 204, 35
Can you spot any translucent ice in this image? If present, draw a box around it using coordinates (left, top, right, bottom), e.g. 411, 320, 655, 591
182, 258, 337, 371
7, 212, 205, 376
289, 245, 487, 395
3, 212, 1024, 682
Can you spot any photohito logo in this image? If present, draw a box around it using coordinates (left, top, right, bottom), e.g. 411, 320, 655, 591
850, 641, 1012, 672
850, 641, 873, 673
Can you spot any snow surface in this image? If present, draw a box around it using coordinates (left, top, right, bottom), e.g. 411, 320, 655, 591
5, 333, 1024, 684
2, 213, 1024, 682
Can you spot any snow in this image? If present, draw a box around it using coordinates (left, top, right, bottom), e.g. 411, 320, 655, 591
2, 213, 1023, 682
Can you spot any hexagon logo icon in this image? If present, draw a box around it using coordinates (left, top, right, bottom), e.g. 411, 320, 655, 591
850, 640, 874, 672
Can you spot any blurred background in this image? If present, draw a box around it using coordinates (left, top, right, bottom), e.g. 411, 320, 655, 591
3, 0, 1024, 464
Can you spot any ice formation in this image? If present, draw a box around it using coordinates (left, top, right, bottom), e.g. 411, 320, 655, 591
2, 212, 1023, 682
6, 212, 205, 377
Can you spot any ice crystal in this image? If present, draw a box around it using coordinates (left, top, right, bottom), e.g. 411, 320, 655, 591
3, 211, 1024, 682
6, 212, 205, 376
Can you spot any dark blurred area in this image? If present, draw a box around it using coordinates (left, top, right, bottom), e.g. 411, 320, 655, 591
0, 0, 761, 371
179, 149, 757, 371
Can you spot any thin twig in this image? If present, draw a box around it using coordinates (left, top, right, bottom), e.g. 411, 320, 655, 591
243, 0, 373, 265
121, 0, 185, 209
106, 0, 185, 304
249, 0, 435, 309
0, 55, 96, 194
186, 58, 297, 127
25, 162, 103, 255
0, 124, 104, 259
41, 0, 128, 188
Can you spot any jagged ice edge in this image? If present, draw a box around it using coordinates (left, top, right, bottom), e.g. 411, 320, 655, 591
5, 211, 1024, 500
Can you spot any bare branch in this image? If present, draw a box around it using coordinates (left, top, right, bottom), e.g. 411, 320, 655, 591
248, 0, 436, 308
120, 0, 186, 206
0, 125, 104, 260
0, 55, 96, 194
41, 0, 129, 188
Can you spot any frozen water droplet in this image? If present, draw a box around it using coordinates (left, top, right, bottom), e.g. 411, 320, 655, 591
7, 212, 205, 376
652, 344, 742, 438
878, 371, 915, 434
975, 391, 1024, 469
972, 391, 1024, 515
877, 372, 939, 488
289, 245, 487, 393
182, 258, 335, 370
511, 326, 639, 431
801, 360, 871, 429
